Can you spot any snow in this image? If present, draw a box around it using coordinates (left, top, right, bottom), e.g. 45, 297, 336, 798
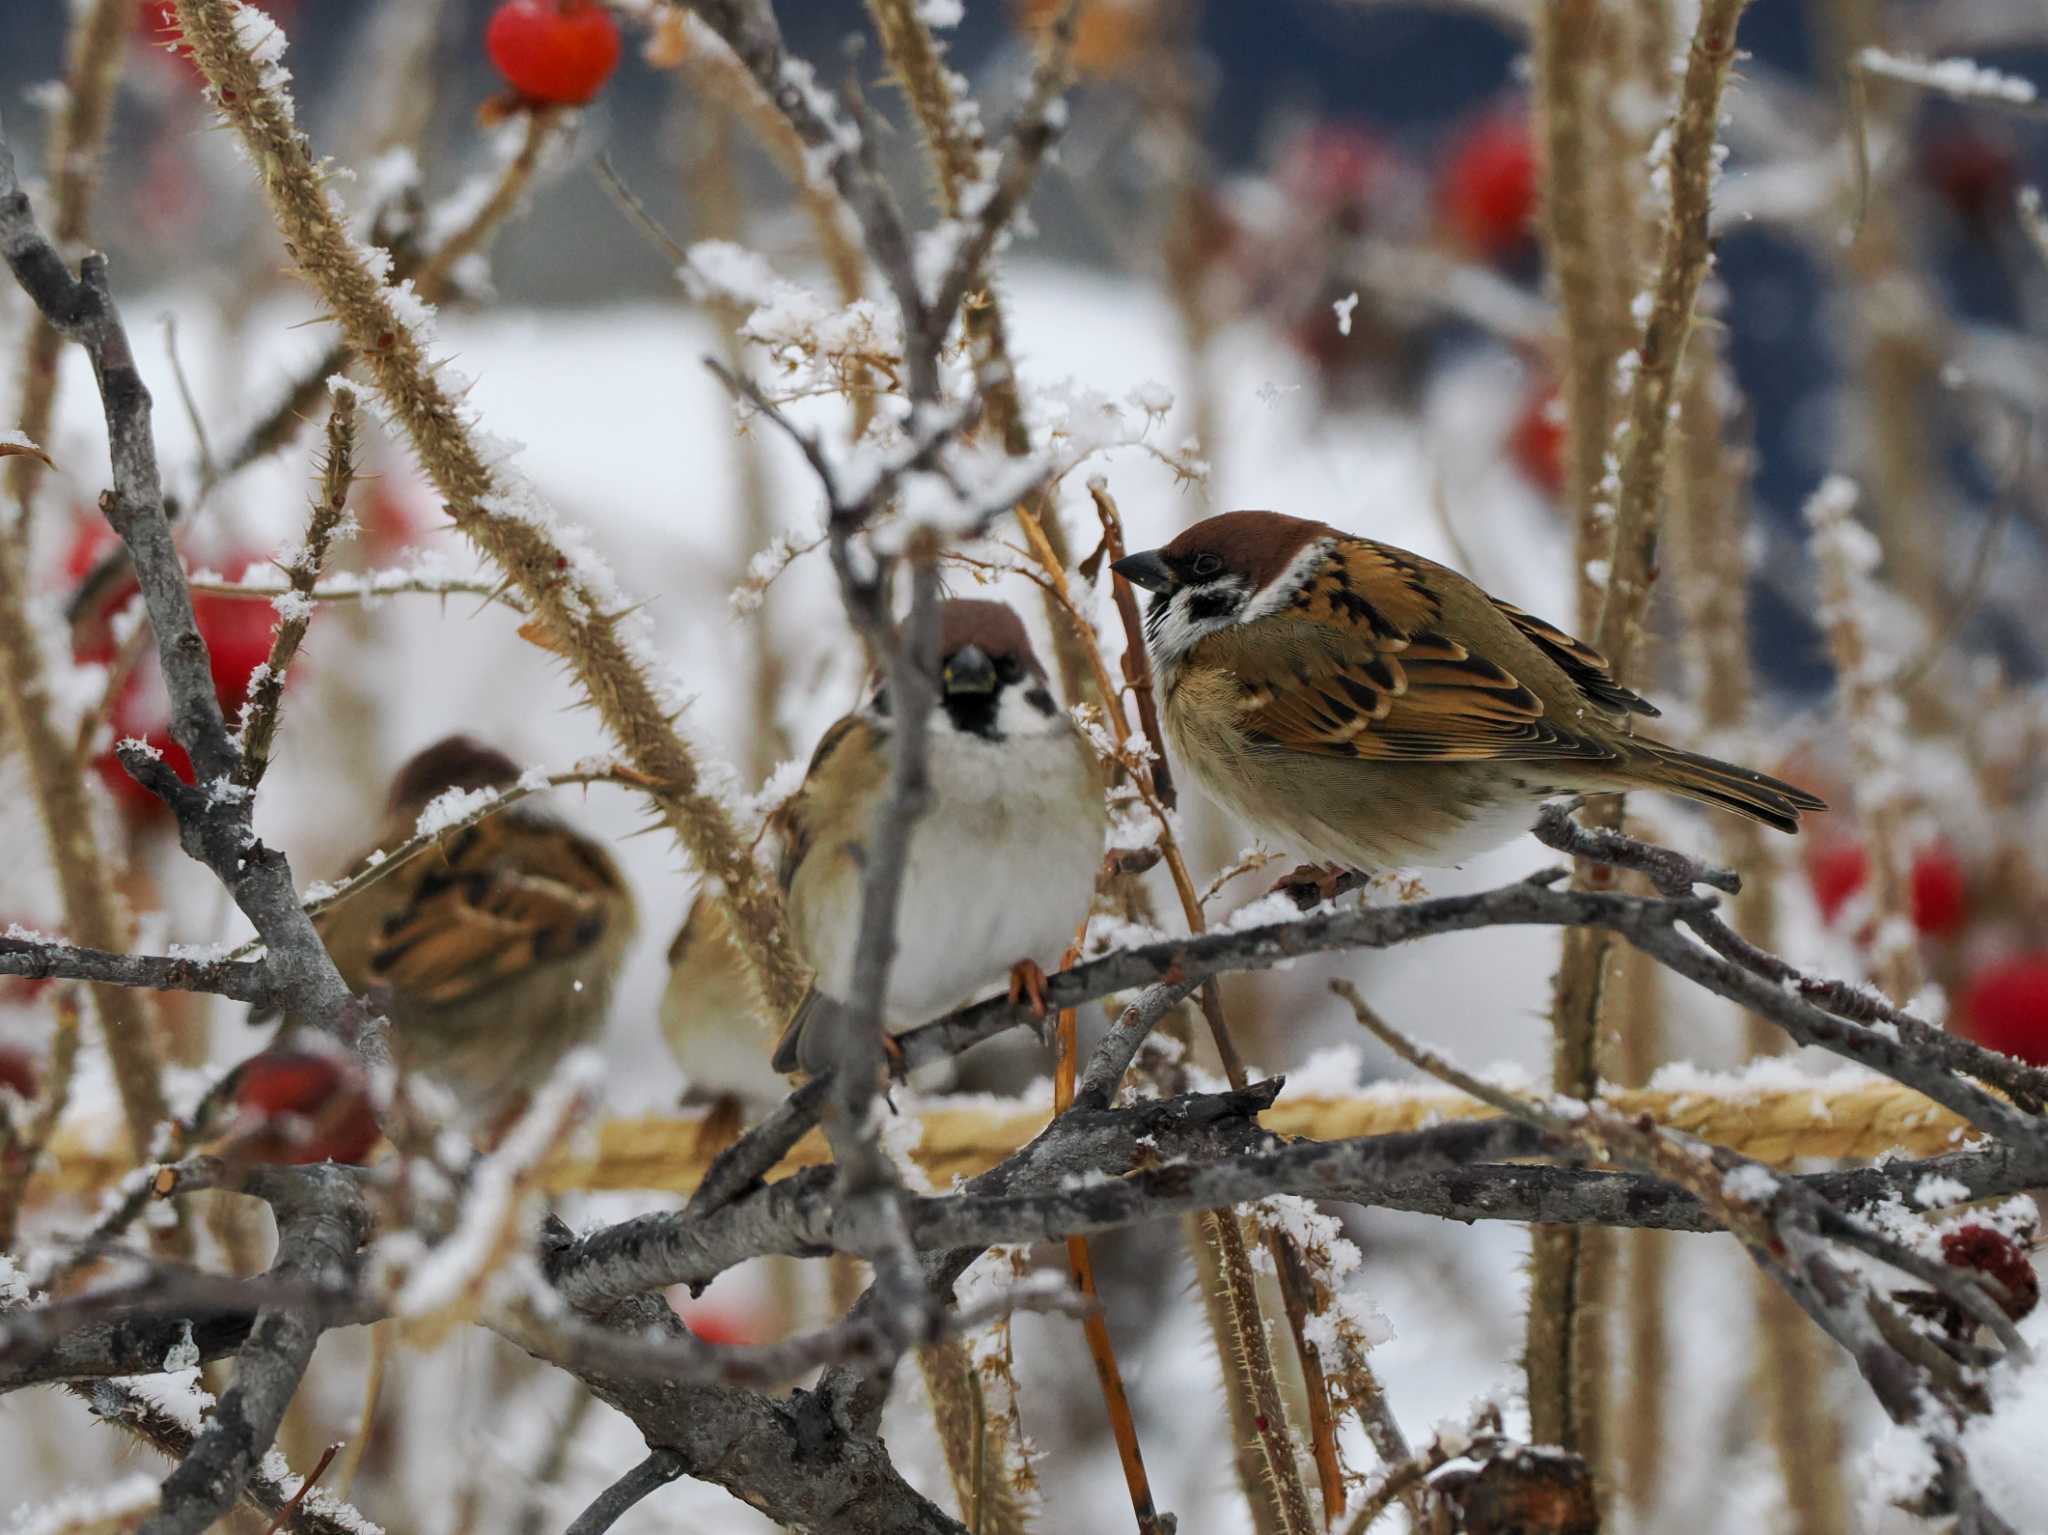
1858, 48, 2039, 105
4, 1475, 159, 1535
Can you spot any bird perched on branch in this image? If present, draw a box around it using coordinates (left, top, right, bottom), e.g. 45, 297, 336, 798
313, 735, 635, 1126
1112, 511, 1823, 873
665, 599, 1106, 1083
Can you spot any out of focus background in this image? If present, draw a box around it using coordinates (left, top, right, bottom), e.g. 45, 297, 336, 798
6, 3, 2048, 1532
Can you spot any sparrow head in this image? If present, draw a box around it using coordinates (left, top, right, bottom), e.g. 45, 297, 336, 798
914, 599, 1060, 742
1113, 511, 1335, 667
385, 735, 522, 817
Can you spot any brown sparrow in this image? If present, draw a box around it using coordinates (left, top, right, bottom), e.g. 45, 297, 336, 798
314, 735, 636, 1124
759, 599, 1107, 1075
1112, 511, 1823, 870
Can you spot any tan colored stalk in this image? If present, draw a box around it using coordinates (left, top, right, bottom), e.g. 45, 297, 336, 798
1531, 0, 1750, 1463
919, 1334, 1036, 1535
0, 985, 81, 1245
0, 547, 170, 1161
173, 0, 808, 1019
38, 1075, 1995, 1200
1673, 346, 1851, 1535
1534, 0, 1616, 626
1200, 1208, 1318, 1535
1612, 935, 1668, 1518
1812, 0, 1945, 622
5, 0, 129, 538
1806, 475, 1920, 1005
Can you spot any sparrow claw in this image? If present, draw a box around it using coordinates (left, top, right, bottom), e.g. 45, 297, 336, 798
1271, 862, 1368, 911
1007, 958, 1051, 1020
880, 1028, 909, 1082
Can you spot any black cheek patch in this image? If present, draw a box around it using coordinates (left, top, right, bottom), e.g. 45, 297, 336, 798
1024, 688, 1056, 715
1187, 590, 1240, 623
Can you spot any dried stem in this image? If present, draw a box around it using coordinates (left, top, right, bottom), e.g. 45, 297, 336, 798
1806, 474, 1921, 1003
0, 985, 82, 1245
235, 388, 356, 789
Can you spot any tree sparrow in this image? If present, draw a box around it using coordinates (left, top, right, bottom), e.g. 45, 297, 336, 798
757, 599, 1107, 1076
1112, 511, 1823, 870
314, 735, 636, 1124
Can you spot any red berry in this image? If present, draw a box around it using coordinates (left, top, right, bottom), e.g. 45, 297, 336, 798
1807, 841, 1969, 937
1909, 845, 1968, 939
229, 1049, 381, 1165
1507, 383, 1565, 497
1960, 956, 2048, 1069
1941, 1224, 2039, 1321
1807, 842, 1869, 926
486, 1, 622, 106
1439, 108, 1537, 261
0, 1046, 38, 1101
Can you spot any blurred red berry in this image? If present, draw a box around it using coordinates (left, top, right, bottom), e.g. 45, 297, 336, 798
229, 1050, 381, 1165
487, 0, 622, 106
0, 1046, 38, 1100
1910, 845, 1968, 939
1922, 127, 2017, 232
1439, 108, 1537, 261
1805, 841, 1968, 937
192, 586, 277, 717
1507, 384, 1565, 497
1960, 956, 2048, 1068
1941, 1224, 2040, 1321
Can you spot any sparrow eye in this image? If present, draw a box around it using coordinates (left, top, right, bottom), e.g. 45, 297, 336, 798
1190, 553, 1223, 579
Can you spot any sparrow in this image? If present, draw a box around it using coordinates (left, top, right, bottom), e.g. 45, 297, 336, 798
312, 735, 636, 1125
1111, 510, 1824, 871
744, 598, 1106, 1076
660, 887, 799, 1132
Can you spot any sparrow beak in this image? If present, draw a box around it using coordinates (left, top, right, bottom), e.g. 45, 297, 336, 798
942, 643, 998, 695
1111, 550, 1176, 595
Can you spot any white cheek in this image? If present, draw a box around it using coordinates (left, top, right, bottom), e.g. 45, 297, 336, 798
1150, 587, 1239, 667
996, 683, 1063, 740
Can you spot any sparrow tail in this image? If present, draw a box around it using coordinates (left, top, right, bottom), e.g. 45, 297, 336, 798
1623, 740, 1828, 835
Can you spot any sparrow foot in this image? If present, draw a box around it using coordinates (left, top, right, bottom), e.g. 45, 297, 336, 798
1007, 958, 1051, 1020
689, 1092, 747, 1160
880, 1027, 909, 1083
1272, 862, 1370, 910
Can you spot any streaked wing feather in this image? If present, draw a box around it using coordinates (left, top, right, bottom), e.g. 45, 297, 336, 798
1216, 540, 1619, 764
367, 816, 620, 1005
1488, 596, 1659, 718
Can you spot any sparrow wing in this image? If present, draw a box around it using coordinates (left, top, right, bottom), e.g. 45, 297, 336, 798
1486, 596, 1659, 719
768, 713, 877, 892
1208, 539, 1620, 764
351, 815, 626, 1007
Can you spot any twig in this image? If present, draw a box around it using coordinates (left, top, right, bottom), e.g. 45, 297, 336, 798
562, 1450, 685, 1535
134, 1167, 370, 1535
236, 388, 356, 789
257, 1441, 339, 1535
